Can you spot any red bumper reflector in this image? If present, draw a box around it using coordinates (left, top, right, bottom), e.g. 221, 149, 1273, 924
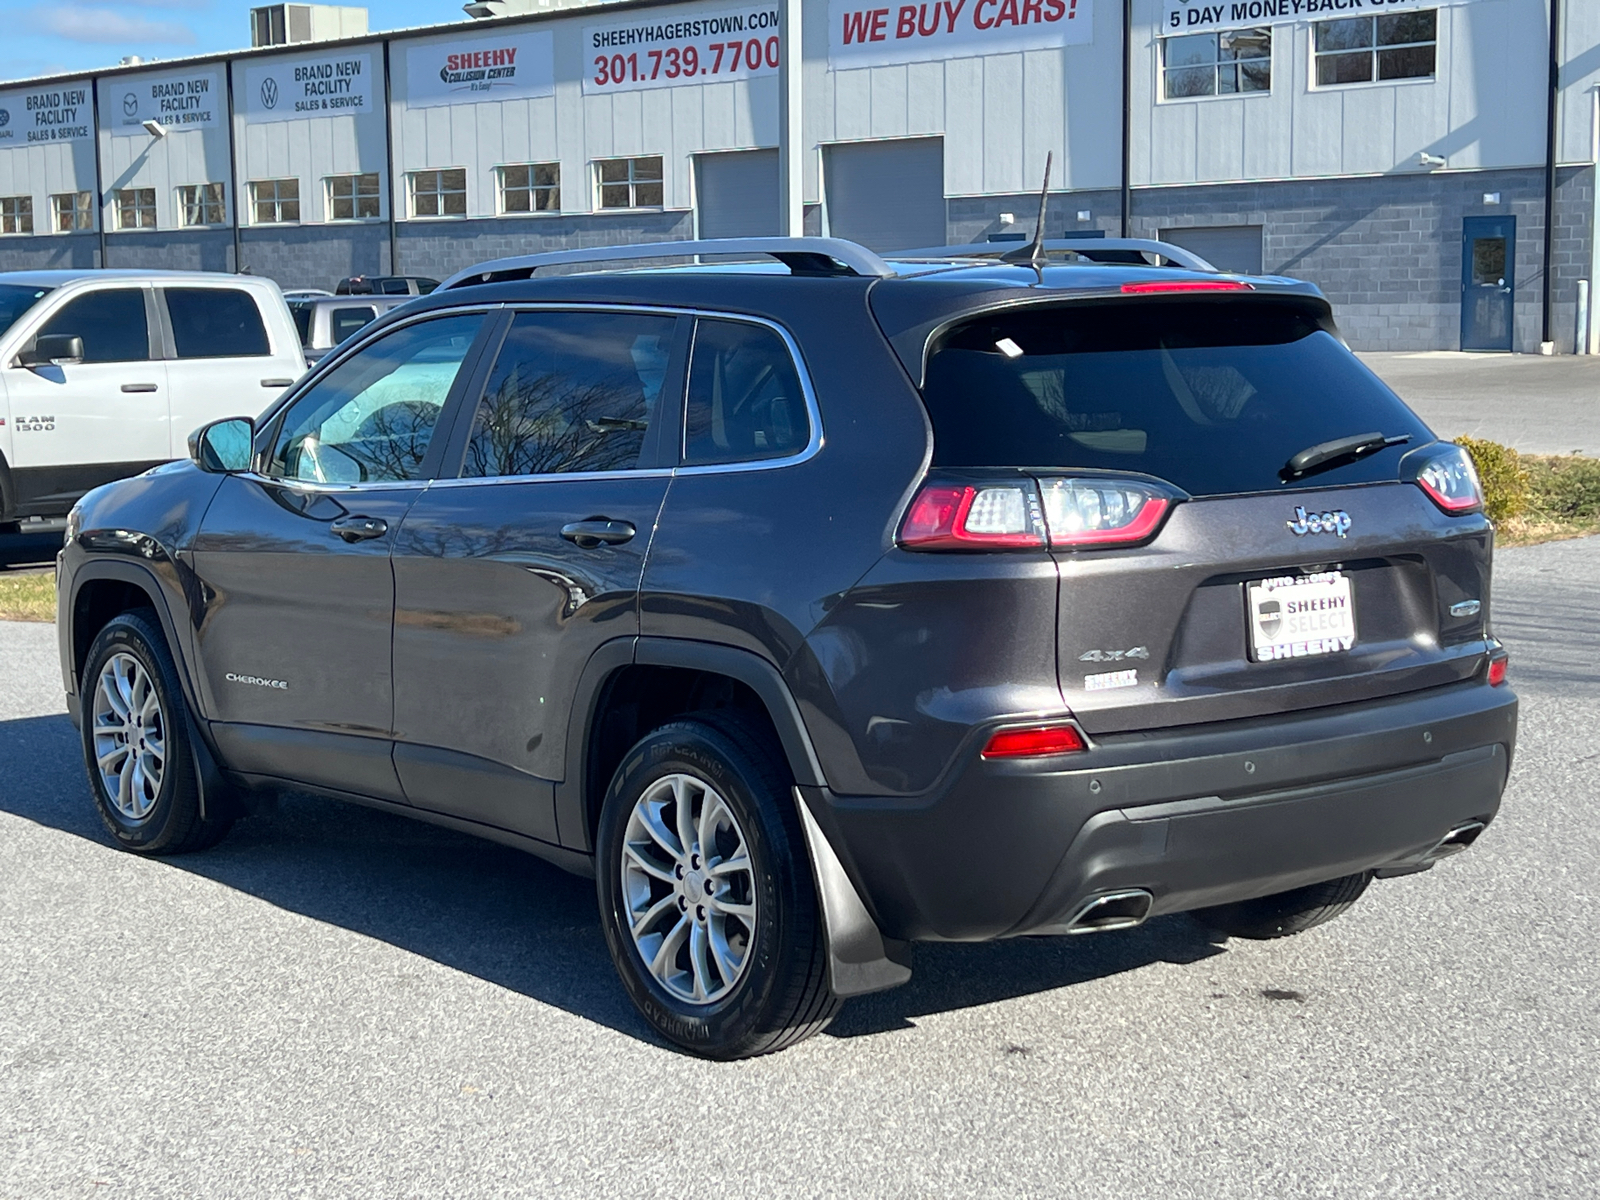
1488, 653, 1508, 686
982, 724, 1088, 759
1119, 280, 1253, 294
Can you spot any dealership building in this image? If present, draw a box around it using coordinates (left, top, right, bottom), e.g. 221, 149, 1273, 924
0, 0, 1593, 351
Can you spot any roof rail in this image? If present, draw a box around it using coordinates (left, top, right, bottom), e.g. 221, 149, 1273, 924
440, 237, 894, 290
894, 238, 1220, 273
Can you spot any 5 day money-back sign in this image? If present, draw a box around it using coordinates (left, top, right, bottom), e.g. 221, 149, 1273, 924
1164, 0, 1474, 36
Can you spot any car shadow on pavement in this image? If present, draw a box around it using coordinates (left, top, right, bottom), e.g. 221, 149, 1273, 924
0, 711, 1227, 1050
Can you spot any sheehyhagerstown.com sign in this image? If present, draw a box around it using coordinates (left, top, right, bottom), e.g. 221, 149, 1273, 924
830, 0, 1093, 68
582, 7, 783, 94
406, 30, 555, 106
109, 70, 221, 136
0, 85, 91, 145
1165, 0, 1473, 35
244, 51, 374, 122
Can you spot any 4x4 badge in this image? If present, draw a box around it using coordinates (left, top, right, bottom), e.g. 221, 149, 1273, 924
1287, 506, 1351, 538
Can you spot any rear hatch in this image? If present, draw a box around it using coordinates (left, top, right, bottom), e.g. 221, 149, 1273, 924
909, 291, 1494, 734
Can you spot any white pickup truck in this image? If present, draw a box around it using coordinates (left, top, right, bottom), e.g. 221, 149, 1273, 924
0, 269, 305, 530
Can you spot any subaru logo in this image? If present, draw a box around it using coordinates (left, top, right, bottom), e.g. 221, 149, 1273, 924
260, 77, 279, 109
0, 109, 9, 128
1287, 506, 1352, 538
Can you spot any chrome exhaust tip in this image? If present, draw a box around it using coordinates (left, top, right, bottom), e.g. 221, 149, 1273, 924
1427, 820, 1486, 860
1062, 889, 1154, 935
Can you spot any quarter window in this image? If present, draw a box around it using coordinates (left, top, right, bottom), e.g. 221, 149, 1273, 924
462, 310, 677, 477
331, 305, 378, 344
684, 319, 809, 466
498, 163, 560, 214
51, 192, 92, 232
1314, 11, 1437, 86
1162, 29, 1271, 98
250, 178, 300, 224
165, 289, 270, 359
327, 172, 380, 220
595, 157, 664, 210
0, 196, 33, 235
268, 314, 485, 484
177, 183, 226, 228
409, 169, 467, 218
37, 289, 149, 363
114, 188, 156, 231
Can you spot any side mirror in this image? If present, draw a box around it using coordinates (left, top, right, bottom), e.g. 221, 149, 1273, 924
188, 417, 255, 473
19, 333, 85, 367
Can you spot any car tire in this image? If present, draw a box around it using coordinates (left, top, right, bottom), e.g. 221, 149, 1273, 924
80, 610, 234, 856
596, 712, 840, 1059
1194, 871, 1373, 940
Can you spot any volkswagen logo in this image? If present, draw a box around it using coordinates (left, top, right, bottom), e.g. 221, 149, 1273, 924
260, 77, 279, 109
122, 92, 138, 117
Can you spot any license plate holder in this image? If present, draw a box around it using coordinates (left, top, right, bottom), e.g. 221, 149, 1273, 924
1247, 570, 1356, 663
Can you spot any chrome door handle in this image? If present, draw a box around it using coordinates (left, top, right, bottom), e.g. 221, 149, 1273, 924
329, 515, 389, 542
261, 378, 294, 388
560, 519, 636, 548
121, 383, 158, 393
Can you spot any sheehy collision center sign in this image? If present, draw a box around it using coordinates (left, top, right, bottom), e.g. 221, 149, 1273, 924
0, 85, 92, 144
582, 6, 783, 94
243, 51, 374, 122
1165, 0, 1473, 35
830, 0, 1092, 68
109, 71, 221, 135
405, 30, 555, 106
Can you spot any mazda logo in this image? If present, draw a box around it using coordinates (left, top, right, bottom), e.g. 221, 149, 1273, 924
122, 92, 138, 116
260, 77, 279, 109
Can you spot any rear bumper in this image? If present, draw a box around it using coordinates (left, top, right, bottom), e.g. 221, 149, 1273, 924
801, 679, 1517, 942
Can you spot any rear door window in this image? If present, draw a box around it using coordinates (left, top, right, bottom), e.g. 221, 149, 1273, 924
165, 288, 271, 358
38, 289, 150, 363
683, 318, 809, 466
921, 299, 1430, 496
461, 310, 678, 477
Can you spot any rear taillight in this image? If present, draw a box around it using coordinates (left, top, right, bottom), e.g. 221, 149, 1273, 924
1410, 443, 1484, 514
981, 723, 1087, 759
900, 476, 1178, 551
1488, 650, 1508, 686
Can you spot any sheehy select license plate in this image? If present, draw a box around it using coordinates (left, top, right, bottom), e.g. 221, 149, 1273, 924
1247, 571, 1356, 662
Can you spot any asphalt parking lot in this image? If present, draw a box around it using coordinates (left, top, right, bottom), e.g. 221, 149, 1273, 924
1, 538, 1597, 1199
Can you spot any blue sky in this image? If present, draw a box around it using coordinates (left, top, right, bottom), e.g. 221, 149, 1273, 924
0, 0, 458, 82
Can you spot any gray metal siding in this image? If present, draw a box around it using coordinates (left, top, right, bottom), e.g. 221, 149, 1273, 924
1162, 225, 1263, 275
823, 137, 945, 253
695, 149, 778, 238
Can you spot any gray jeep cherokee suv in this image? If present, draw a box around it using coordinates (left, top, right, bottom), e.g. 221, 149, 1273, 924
56, 237, 1516, 1059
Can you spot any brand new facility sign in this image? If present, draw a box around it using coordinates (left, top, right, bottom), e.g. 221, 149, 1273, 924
829, 0, 1093, 69
582, 6, 783, 94
244, 51, 374, 122
405, 30, 555, 107
109, 70, 221, 135
0, 85, 92, 145
1165, 0, 1473, 35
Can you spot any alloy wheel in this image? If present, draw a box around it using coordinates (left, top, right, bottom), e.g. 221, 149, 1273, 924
92, 651, 166, 821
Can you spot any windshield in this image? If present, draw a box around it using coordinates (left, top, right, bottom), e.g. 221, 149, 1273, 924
0, 283, 54, 338
921, 298, 1431, 496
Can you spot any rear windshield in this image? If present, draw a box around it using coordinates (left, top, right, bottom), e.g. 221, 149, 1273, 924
922, 299, 1430, 496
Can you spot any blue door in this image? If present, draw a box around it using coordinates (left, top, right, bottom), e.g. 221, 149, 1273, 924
1461, 216, 1515, 351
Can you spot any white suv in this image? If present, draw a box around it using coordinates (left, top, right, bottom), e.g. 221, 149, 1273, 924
0, 270, 305, 529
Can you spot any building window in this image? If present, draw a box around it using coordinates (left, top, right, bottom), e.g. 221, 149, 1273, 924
114, 188, 157, 231
327, 172, 380, 221
177, 183, 226, 228
250, 178, 300, 224
0, 196, 33, 235
409, 169, 467, 218
51, 192, 92, 233
498, 163, 560, 215
595, 157, 663, 210
1314, 11, 1436, 86
1162, 29, 1271, 98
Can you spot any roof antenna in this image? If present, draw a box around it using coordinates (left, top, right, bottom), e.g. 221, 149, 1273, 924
1001, 152, 1052, 267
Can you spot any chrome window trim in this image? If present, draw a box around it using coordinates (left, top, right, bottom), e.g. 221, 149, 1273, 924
426, 302, 824, 489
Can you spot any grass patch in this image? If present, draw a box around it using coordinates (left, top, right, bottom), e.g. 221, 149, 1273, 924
0, 571, 56, 622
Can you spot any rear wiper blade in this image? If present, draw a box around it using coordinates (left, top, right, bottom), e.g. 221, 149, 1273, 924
1282, 431, 1411, 481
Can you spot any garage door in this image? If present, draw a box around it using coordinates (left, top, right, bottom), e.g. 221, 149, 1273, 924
695, 149, 780, 239
1162, 225, 1264, 275
824, 138, 946, 253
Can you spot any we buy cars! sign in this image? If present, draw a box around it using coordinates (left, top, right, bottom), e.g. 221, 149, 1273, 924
829, 0, 1092, 68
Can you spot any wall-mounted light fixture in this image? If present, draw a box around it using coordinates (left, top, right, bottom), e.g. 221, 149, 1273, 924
1416, 151, 1446, 168
142, 119, 167, 138
1483, 192, 1502, 205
